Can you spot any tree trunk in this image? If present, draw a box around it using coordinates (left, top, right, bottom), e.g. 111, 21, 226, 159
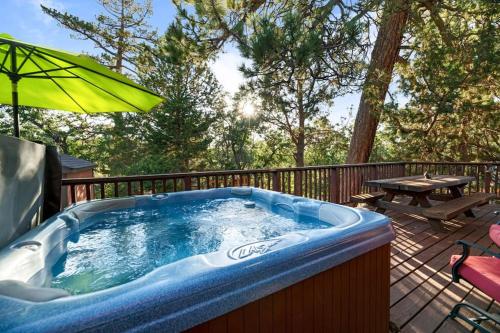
183, 158, 190, 172
295, 130, 305, 167
295, 80, 305, 167
346, 0, 409, 163
115, 0, 126, 73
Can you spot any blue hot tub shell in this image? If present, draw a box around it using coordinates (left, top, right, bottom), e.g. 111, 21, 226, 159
0, 187, 394, 332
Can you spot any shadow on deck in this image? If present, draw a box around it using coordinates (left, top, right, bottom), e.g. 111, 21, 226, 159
385, 200, 499, 332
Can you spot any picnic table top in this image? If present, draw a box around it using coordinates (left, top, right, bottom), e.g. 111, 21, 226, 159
364, 175, 475, 193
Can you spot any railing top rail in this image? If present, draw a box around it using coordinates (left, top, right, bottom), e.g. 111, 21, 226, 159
61, 161, 499, 186
405, 161, 499, 165
61, 162, 409, 185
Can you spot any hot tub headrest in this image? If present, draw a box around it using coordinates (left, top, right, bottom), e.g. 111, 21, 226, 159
0, 280, 69, 302
230, 187, 252, 196
318, 204, 360, 227
70, 197, 136, 221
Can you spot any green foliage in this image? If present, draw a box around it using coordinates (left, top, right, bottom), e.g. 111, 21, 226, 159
137, 36, 225, 172
305, 116, 352, 165
251, 130, 296, 168
240, 2, 366, 165
174, 0, 368, 166
2, 0, 498, 177
206, 93, 259, 170
378, 0, 500, 162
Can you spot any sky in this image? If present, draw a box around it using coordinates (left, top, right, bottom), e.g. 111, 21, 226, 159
0, 0, 360, 123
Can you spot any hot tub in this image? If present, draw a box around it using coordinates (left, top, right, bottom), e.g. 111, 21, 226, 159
0, 187, 394, 332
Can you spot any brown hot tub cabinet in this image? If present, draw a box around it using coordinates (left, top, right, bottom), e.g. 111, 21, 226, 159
187, 244, 390, 333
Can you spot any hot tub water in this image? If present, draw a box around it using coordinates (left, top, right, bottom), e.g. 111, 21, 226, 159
50, 198, 330, 294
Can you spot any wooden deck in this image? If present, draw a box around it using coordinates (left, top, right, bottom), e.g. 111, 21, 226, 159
386, 199, 499, 332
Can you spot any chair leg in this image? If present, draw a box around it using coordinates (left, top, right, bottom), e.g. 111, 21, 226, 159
470, 315, 489, 323
448, 302, 461, 318
447, 302, 500, 333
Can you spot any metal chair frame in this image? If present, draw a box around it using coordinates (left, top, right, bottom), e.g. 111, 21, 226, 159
447, 222, 500, 332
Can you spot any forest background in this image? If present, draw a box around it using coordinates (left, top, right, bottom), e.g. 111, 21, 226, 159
1, 0, 498, 176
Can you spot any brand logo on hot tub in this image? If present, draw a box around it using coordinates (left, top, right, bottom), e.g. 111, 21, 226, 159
228, 239, 282, 260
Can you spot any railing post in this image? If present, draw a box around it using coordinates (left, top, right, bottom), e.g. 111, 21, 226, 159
400, 162, 406, 177
484, 166, 492, 193
183, 175, 192, 191
294, 170, 302, 196
371, 164, 378, 178
272, 170, 281, 192
329, 167, 340, 203
367, 164, 376, 192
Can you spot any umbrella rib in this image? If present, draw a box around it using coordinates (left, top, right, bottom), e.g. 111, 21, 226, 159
21, 66, 79, 76
17, 47, 78, 77
65, 70, 145, 111
16, 46, 35, 74
30, 51, 147, 112
22, 75, 79, 79
29, 55, 88, 114
0, 46, 11, 74
33, 48, 162, 98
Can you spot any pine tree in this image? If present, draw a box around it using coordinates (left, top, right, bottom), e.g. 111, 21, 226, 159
174, 0, 367, 166
136, 32, 225, 172
41, 0, 156, 73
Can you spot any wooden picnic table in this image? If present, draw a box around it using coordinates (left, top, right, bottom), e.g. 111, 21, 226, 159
364, 175, 476, 218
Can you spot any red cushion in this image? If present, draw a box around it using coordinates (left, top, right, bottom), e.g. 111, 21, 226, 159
490, 224, 500, 247
450, 255, 500, 302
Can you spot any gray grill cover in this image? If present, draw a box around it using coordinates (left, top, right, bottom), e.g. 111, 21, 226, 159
0, 136, 46, 248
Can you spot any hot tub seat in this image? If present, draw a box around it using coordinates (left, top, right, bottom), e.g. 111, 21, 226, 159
0, 280, 69, 302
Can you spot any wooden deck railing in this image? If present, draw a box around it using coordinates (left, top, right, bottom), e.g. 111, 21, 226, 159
62, 162, 499, 206
404, 162, 499, 197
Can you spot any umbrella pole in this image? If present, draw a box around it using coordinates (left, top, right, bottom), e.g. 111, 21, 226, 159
9, 45, 20, 138
12, 80, 19, 138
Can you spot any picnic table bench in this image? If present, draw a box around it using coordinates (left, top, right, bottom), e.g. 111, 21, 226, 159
359, 175, 495, 231
350, 191, 385, 205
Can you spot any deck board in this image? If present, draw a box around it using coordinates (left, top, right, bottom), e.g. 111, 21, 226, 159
397, 231, 493, 332
386, 200, 499, 333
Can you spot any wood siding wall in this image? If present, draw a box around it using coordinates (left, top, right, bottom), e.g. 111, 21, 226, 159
185, 244, 391, 333
61, 169, 94, 207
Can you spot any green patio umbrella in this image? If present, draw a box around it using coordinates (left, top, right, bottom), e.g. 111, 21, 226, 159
0, 33, 163, 137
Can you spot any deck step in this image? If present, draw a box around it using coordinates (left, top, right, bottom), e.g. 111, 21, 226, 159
423, 193, 495, 220
351, 191, 385, 204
